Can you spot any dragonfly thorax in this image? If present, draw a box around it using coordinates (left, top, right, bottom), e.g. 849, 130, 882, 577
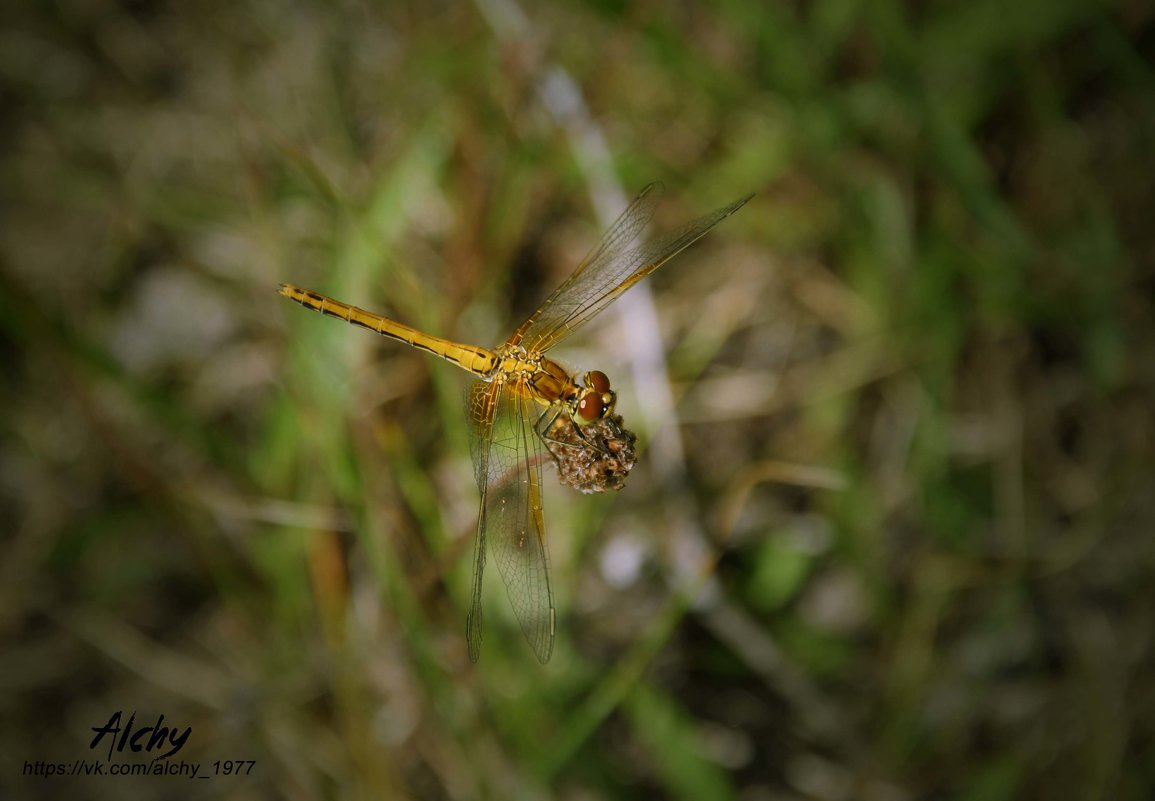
494, 348, 617, 424
528, 360, 617, 425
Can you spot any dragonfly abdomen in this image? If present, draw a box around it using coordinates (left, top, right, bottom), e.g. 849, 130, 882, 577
278, 284, 498, 376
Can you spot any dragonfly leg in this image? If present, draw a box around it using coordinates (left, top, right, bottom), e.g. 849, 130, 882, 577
535, 405, 573, 450
603, 415, 624, 438
536, 404, 615, 456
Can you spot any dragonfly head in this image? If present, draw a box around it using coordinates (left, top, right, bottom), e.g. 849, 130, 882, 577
575, 370, 616, 425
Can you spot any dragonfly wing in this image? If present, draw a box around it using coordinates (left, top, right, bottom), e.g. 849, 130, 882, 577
465, 380, 495, 662
466, 377, 556, 663
509, 183, 663, 347
521, 191, 753, 354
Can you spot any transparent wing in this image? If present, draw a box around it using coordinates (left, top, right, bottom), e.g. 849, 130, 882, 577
465, 380, 495, 663
508, 183, 663, 348
465, 377, 556, 663
517, 188, 754, 354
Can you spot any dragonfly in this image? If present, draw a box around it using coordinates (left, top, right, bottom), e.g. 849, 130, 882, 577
279, 183, 752, 663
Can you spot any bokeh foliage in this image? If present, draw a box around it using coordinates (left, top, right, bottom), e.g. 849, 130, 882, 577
2, 0, 1154, 799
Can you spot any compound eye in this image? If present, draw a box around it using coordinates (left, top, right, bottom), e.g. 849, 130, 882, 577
576, 391, 605, 423
585, 370, 611, 394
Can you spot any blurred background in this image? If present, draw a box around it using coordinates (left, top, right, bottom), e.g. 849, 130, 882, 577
3, 0, 1154, 798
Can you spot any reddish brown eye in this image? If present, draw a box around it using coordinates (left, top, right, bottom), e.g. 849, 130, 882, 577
586, 370, 611, 394
577, 391, 605, 423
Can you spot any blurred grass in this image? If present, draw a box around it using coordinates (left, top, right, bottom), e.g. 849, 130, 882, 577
2, 0, 1154, 799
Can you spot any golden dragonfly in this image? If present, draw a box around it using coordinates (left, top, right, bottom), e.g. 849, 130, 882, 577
280, 183, 751, 663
